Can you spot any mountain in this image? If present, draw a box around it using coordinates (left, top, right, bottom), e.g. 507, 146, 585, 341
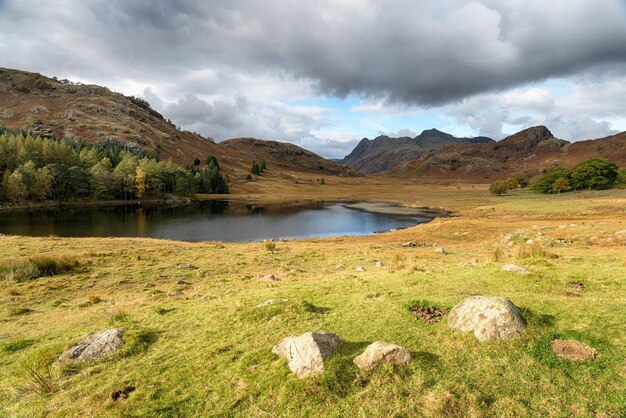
0, 67, 355, 178
394, 126, 626, 180
340, 129, 492, 173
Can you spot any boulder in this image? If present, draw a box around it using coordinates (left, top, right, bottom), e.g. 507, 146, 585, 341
501, 264, 530, 274
272, 331, 341, 378
59, 329, 125, 363
448, 297, 526, 341
375, 261, 383, 268
353, 341, 411, 371
355, 266, 366, 272
434, 247, 445, 253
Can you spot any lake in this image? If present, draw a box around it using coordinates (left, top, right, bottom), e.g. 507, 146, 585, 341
0, 201, 430, 242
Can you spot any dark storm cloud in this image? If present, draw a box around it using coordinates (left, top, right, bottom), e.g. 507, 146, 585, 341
2, 0, 626, 106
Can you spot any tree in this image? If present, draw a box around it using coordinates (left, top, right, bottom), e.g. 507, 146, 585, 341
489, 180, 509, 196
259, 160, 267, 173
531, 168, 570, 194
251, 162, 261, 176
517, 178, 529, 189
135, 167, 146, 199
504, 177, 519, 190
32, 167, 53, 201
551, 177, 571, 194
5, 172, 28, 203
569, 158, 618, 190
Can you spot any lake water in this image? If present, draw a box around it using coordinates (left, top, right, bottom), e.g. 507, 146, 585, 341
0, 201, 429, 242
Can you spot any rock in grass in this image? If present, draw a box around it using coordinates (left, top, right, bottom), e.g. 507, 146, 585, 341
375, 261, 383, 268
501, 264, 530, 274
177, 263, 197, 269
468, 258, 479, 266
448, 297, 526, 341
434, 247, 445, 253
255, 298, 288, 308
353, 341, 411, 371
272, 331, 341, 378
550, 339, 599, 361
59, 329, 125, 363
355, 266, 366, 272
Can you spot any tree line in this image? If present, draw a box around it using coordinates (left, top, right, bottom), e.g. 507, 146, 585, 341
0, 128, 228, 204
490, 158, 622, 196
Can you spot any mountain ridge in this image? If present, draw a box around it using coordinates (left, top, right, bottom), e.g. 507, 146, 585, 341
340, 129, 493, 173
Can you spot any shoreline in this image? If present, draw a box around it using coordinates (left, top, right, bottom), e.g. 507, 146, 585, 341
0, 196, 194, 212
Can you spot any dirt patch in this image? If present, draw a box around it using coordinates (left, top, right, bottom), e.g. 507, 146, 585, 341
409, 304, 447, 324
567, 281, 586, 291
111, 385, 136, 401
562, 291, 582, 298
550, 339, 598, 361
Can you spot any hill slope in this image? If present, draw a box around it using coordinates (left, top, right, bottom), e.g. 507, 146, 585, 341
341, 129, 492, 173
0, 68, 354, 178
395, 126, 626, 180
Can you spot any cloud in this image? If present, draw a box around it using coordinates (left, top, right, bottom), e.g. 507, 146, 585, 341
0, 1, 625, 153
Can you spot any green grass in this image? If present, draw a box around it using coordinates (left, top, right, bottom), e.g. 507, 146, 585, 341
0, 190, 625, 416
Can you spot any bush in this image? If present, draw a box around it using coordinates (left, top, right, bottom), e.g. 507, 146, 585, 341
569, 158, 618, 190
489, 180, 509, 196
504, 177, 519, 190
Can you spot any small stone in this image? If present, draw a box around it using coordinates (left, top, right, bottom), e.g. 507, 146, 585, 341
375, 261, 383, 268
168, 291, 184, 297
355, 266, 366, 272
402, 241, 416, 248
255, 299, 288, 308
273, 331, 341, 378
143, 283, 155, 288
59, 329, 125, 363
434, 247, 445, 253
550, 339, 598, 361
468, 258, 479, 266
448, 297, 526, 341
501, 264, 530, 274
334, 264, 346, 270
260, 274, 278, 281
177, 263, 197, 269
353, 341, 411, 371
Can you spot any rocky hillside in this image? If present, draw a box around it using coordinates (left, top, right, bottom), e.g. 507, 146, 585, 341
0, 67, 355, 178
341, 129, 492, 173
395, 126, 626, 180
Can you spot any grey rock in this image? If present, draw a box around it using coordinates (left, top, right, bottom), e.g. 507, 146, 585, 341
501, 264, 530, 274
448, 297, 526, 341
468, 258, 479, 266
59, 329, 125, 363
353, 341, 411, 371
272, 331, 341, 378
255, 298, 288, 308
177, 263, 197, 269
355, 266, 366, 272
375, 261, 384, 268
434, 247, 445, 253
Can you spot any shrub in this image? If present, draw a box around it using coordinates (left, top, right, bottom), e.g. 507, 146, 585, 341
489, 180, 509, 196
569, 158, 618, 190
264, 242, 277, 252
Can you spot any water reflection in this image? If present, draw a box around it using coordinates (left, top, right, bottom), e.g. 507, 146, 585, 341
0, 201, 428, 242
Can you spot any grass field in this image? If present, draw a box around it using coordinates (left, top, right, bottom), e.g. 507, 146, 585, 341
1, 177, 625, 417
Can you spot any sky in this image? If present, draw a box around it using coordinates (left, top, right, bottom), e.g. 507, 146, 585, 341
1, 1, 626, 158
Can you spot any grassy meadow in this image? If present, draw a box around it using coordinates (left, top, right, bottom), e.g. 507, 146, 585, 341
0, 178, 625, 417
